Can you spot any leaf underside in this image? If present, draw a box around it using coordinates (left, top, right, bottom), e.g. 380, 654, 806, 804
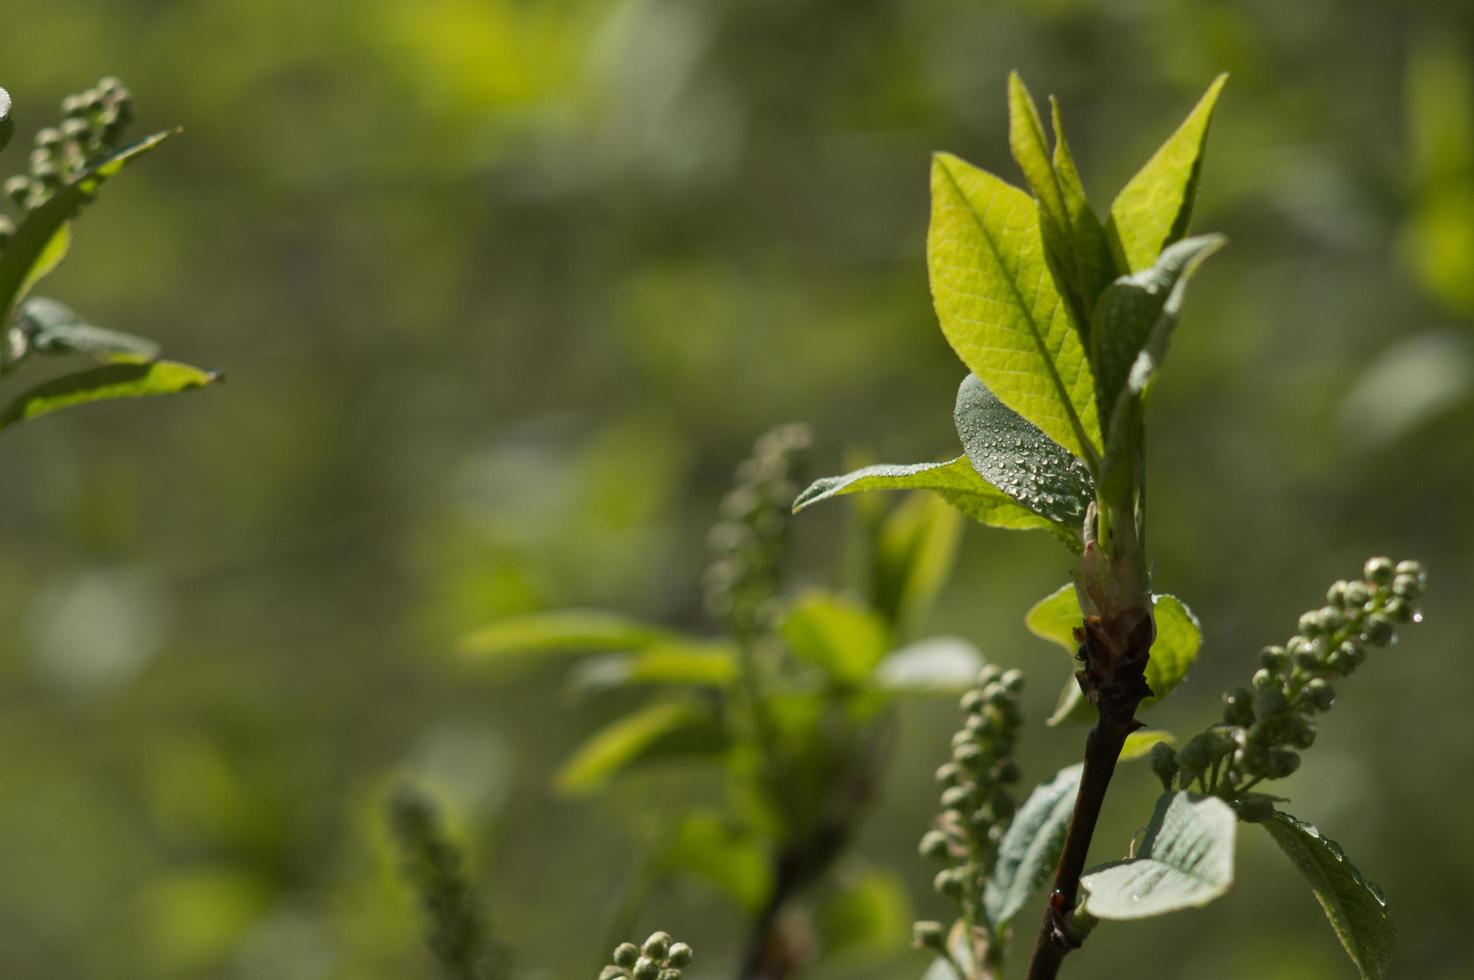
983, 762, 1083, 929
1080, 791, 1236, 919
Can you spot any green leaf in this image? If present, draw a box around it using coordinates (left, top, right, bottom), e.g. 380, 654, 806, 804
1261, 811, 1394, 979
816, 868, 912, 957
0, 130, 177, 323
1049, 95, 1114, 312
794, 458, 1079, 550
568, 643, 738, 692
1091, 234, 1225, 448
1107, 75, 1227, 273
0, 359, 219, 431
1008, 73, 1070, 257
983, 763, 1083, 929
17, 297, 162, 362
1120, 729, 1175, 761
779, 592, 890, 686
662, 810, 772, 912
553, 701, 725, 795
871, 492, 962, 638
1028, 587, 1201, 723
459, 609, 684, 660
873, 637, 985, 695
928, 152, 1102, 466
1079, 792, 1236, 919
953, 374, 1093, 528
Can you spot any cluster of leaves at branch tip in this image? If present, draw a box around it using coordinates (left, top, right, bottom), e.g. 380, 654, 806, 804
0, 77, 217, 427
1154, 558, 1428, 805
705, 423, 811, 641
387, 786, 506, 980
598, 932, 693, 980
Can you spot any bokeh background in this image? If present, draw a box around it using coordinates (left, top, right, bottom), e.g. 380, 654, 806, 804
0, 1, 1470, 978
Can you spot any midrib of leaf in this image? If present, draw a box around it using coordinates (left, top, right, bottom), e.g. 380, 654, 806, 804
935, 159, 1101, 473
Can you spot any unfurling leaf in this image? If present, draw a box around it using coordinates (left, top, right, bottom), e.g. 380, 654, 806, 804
928, 152, 1101, 466
1261, 811, 1394, 979
1107, 75, 1227, 273
953, 374, 1093, 528
794, 458, 1080, 550
0, 359, 218, 430
983, 763, 1083, 929
1079, 791, 1236, 919
16, 296, 161, 363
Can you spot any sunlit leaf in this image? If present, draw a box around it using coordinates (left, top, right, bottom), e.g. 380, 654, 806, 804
663, 810, 772, 912
953, 374, 1093, 528
779, 591, 890, 686
0, 359, 219, 430
871, 491, 962, 638
983, 763, 1082, 929
460, 609, 686, 660
873, 637, 984, 695
568, 643, 738, 692
816, 867, 912, 957
928, 152, 1101, 465
553, 701, 725, 795
1261, 811, 1394, 979
17, 296, 161, 362
1120, 729, 1175, 761
1080, 792, 1236, 919
796, 458, 1079, 550
1107, 75, 1227, 273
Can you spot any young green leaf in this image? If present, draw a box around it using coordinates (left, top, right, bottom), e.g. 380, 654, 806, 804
1260, 811, 1394, 980
794, 458, 1080, 549
873, 637, 985, 695
871, 492, 962, 639
16, 297, 162, 362
983, 762, 1083, 929
568, 644, 739, 693
815, 867, 912, 957
460, 609, 686, 660
779, 592, 890, 686
1091, 234, 1225, 447
0, 359, 218, 430
1079, 792, 1236, 919
1029, 587, 1202, 723
1119, 729, 1175, 761
0, 130, 177, 323
663, 810, 773, 912
553, 701, 726, 796
928, 152, 1102, 466
954, 373, 1093, 528
1107, 75, 1227, 273
1008, 73, 1071, 263
1049, 96, 1114, 313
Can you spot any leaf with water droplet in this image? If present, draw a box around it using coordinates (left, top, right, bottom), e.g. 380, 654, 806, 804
1079, 792, 1236, 919
1261, 810, 1395, 979
954, 374, 1093, 528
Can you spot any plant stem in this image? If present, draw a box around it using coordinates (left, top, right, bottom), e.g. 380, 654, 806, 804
1023, 712, 1135, 980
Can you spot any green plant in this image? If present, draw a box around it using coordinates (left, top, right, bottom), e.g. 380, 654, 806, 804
797, 73, 1427, 979
461, 425, 990, 977
0, 78, 216, 428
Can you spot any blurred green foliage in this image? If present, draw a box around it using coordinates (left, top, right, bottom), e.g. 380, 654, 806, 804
0, 1, 1470, 979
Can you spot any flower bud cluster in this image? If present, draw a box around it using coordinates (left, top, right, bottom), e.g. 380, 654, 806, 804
916, 664, 1024, 923
2, 77, 134, 223
1166, 558, 1426, 797
703, 424, 811, 640
598, 932, 692, 980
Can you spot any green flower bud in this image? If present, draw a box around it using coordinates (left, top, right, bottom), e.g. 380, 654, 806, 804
1363, 614, 1396, 646
935, 762, 962, 786
977, 665, 1002, 687
934, 868, 964, 898
919, 829, 951, 860
633, 959, 660, 980
1297, 611, 1321, 636
1284, 715, 1317, 749
913, 920, 947, 951
668, 943, 693, 967
1254, 687, 1288, 720
1235, 743, 1270, 775
1000, 668, 1025, 693
992, 760, 1020, 784
1391, 574, 1422, 600
953, 743, 983, 768
940, 784, 974, 810
1343, 581, 1369, 607
1222, 686, 1255, 726
4, 175, 29, 205
984, 682, 1011, 706
1326, 580, 1349, 606
1294, 646, 1322, 671
1384, 598, 1414, 623
657, 970, 682, 980
1259, 645, 1288, 671
1149, 742, 1178, 792
642, 932, 672, 961
62, 94, 87, 117
36, 127, 64, 150
1364, 557, 1394, 585
1251, 668, 1277, 690
1269, 748, 1301, 778
1395, 559, 1425, 583
1316, 606, 1346, 633
613, 943, 640, 967
1339, 641, 1366, 671
959, 689, 985, 714
599, 967, 624, 980
1305, 679, 1335, 711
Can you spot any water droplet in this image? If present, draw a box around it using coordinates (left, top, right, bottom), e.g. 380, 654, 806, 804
1367, 882, 1387, 908
1412, 612, 1424, 623
1325, 840, 1344, 861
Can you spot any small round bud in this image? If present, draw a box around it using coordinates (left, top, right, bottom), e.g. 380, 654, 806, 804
1284, 715, 1317, 749
919, 830, 951, 860
1364, 557, 1394, 586
1254, 687, 1288, 719
1000, 668, 1025, 693
1305, 679, 1335, 711
657, 970, 682, 980
1343, 581, 1369, 607
4, 175, 29, 205
1363, 614, 1396, 646
992, 760, 1020, 785
977, 665, 1002, 687
1251, 668, 1277, 690
953, 743, 983, 768
1259, 645, 1288, 671
613, 943, 640, 967
1294, 644, 1324, 671
1149, 742, 1178, 791
599, 967, 624, 980
633, 959, 660, 980
1235, 743, 1270, 775
1383, 598, 1414, 623
62, 94, 87, 117
1316, 606, 1346, 633
913, 920, 947, 950
1326, 580, 1348, 606
1297, 611, 1321, 636
1222, 687, 1255, 726
35, 128, 63, 149
940, 784, 974, 810
642, 932, 672, 961
984, 682, 1011, 706
934, 762, 962, 786
959, 689, 985, 714
1269, 748, 1301, 778
1391, 574, 1422, 600
933, 868, 964, 898
1394, 559, 1425, 582
668, 943, 693, 967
